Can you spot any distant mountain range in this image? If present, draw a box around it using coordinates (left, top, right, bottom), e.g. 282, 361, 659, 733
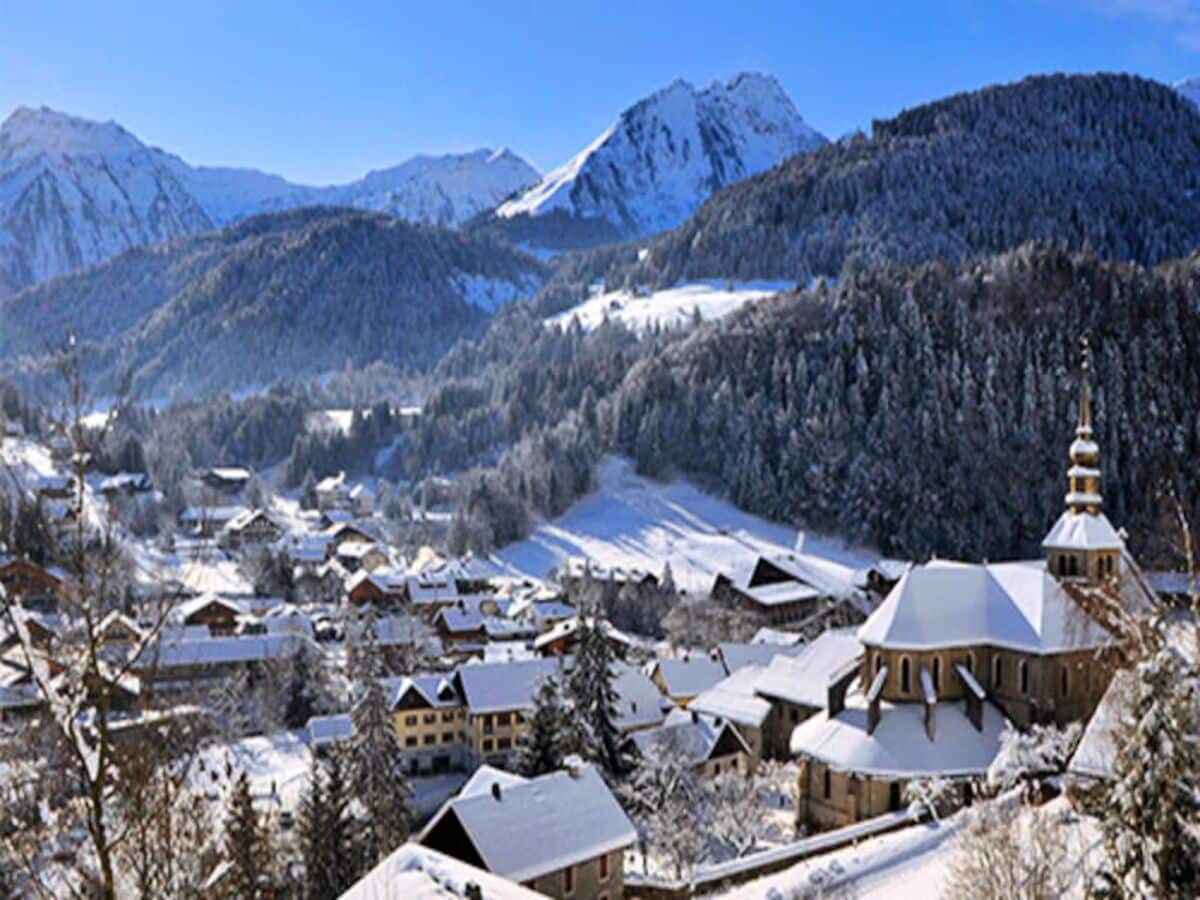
0, 207, 547, 399
0, 106, 539, 294
1175, 75, 1200, 108
538, 73, 1200, 305
479, 73, 826, 251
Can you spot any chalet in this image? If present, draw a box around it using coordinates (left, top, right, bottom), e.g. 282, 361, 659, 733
687, 664, 773, 764
33, 473, 74, 501
515, 600, 577, 634
201, 466, 252, 495
174, 594, 247, 636
559, 559, 657, 596
0, 557, 68, 612
710, 550, 870, 627
306, 713, 355, 753
334, 540, 388, 573
219, 509, 282, 550
453, 658, 557, 767
789, 351, 1151, 831
280, 533, 332, 568
344, 843, 542, 900
132, 633, 307, 691
346, 569, 407, 606
532, 616, 632, 658
648, 654, 726, 707
321, 521, 377, 553
717, 640, 803, 674
405, 573, 461, 614
627, 710, 753, 778
391, 674, 468, 774
98, 472, 152, 497
178, 505, 246, 539
418, 760, 635, 900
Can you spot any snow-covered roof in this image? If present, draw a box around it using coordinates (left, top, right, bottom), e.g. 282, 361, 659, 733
391, 674, 462, 710
458, 765, 528, 799
1042, 511, 1124, 551
752, 627, 805, 646
629, 713, 750, 766
179, 505, 245, 524
1067, 669, 1132, 781
306, 713, 354, 747
482, 641, 537, 663
790, 691, 1009, 779
419, 764, 635, 884
224, 508, 278, 533
858, 559, 1112, 653
753, 629, 862, 709
208, 466, 251, 482
343, 843, 541, 900
454, 658, 562, 714
173, 592, 248, 622
611, 661, 670, 731
141, 634, 304, 669
718, 641, 802, 674
689, 664, 773, 727
740, 581, 823, 607
532, 616, 632, 651
651, 655, 727, 699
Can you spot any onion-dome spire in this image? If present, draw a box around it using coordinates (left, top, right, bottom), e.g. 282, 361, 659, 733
1066, 337, 1102, 514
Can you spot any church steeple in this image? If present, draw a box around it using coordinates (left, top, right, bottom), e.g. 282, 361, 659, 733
1042, 337, 1124, 580
1065, 338, 1102, 516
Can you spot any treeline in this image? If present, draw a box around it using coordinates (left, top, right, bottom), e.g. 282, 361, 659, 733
453, 243, 1200, 565
531, 73, 1200, 308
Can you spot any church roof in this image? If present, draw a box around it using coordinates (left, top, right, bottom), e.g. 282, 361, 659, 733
1041, 510, 1123, 551
857, 559, 1111, 653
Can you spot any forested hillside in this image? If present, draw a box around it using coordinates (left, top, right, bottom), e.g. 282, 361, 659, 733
0, 207, 547, 399
444, 244, 1200, 564
534, 74, 1200, 309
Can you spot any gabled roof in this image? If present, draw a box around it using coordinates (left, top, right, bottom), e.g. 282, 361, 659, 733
718, 641, 802, 674
391, 674, 462, 710
630, 713, 751, 766
454, 658, 562, 714
650, 655, 727, 699
307, 713, 354, 747
174, 593, 247, 622
531, 616, 631, 651
1042, 510, 1124, 551
1067, 669, 1132, 781
753, 628, 862, 708
858, 559, 1112, 653
142, 633, 304, 669
344, 841, 542, 900
419, 764, 635, 884
689, 664, 772, 727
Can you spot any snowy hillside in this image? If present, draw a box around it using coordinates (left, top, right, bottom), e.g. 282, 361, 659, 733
1175, 75, 1200, 109
495, 73, 825, 238
0, 106, 539, 293
545, 278, 794, 333
496, 455, 882, 594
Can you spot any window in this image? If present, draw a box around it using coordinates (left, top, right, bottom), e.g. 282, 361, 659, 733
1068, 556, 1079, 577
405, 715, 417, 726
823, 767, 832, 799
482, 739, 493, 752
993, 655, 1003, 689
1061, 665, 1069, 698
874, 653, 882, 676
790, 708, 799, 723
442, 731, 454, 743
932, 656, 941, 691
599, 853, 610, 881
423, 713, 436, 725
900, 657, 911, 693
423, 734, 435, 745
967, 651, 977, 676
498, 712, 511, 726
483, 716, 494, 735
1057, 555, 1067, 576
405, 736, 417, 748
441, 711, 455, 722
713, 762, 720, 775
564, 864, 575, 895
498, 737, 511, 750
1019, 660, 1029, 695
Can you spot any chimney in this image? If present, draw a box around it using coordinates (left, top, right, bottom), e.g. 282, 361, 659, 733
465, 884, 482, 900
491, 782, 502, 801
563, 754, 584, 778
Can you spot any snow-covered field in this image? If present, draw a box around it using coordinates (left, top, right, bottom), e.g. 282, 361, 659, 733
545, 279, 793, 334
496, 456, 879, 594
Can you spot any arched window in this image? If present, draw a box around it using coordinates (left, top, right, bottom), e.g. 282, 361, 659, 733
901, 657, 912, 694
1019, 660, 1029, 695
823, 767, 832, 799
874, 653, 882, 676
1068, 556, 1079, 577
1057, 555, 1067, 576
967, 651, 977, 677
932, 656, 941, 692
1061, 664, 1069, 698
993, 655, 1003, 689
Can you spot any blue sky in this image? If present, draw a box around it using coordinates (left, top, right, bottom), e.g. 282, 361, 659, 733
1, 1, 1197, 184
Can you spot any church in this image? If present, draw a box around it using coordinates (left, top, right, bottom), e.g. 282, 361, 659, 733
790, 346, 1153, 831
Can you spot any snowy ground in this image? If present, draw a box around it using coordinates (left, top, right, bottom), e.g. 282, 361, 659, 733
496, 456, 880, 595
544, 280, 794, 334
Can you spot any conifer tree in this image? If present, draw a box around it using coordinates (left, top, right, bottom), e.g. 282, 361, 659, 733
298, 748, 359, 898
568, 616, 626, 777
515, 674, 568, 776
299, 469, 319, 511
221, 771, 272, 899
347, 601, 413, 868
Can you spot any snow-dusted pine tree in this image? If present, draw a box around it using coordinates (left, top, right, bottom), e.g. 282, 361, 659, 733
221, 771, 272, 899
347, 601, 413, 868
515, 674, 569, 776
298, 749, 358, 899
567, 617, 626, 777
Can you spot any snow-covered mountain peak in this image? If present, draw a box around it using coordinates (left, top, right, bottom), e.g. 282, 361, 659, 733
0, 106, 148, 163
495, 71, 826, 237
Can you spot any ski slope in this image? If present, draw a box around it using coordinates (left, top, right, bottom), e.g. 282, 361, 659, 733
495, 456, 879, 595
545, 279, 793, 334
